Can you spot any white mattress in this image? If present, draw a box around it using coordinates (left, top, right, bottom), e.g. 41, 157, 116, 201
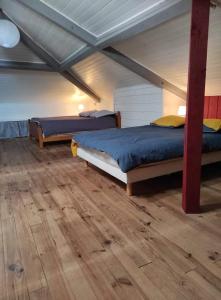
79, 146, 119, 167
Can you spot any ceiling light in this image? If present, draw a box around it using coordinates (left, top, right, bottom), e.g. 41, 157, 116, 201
0, 20, 20, 48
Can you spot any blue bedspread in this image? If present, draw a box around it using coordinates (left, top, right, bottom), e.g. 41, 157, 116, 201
31, 115, 116, 137
73, 125, 221, 172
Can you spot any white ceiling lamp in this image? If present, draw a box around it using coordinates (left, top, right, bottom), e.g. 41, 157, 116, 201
0, 20, 20, 48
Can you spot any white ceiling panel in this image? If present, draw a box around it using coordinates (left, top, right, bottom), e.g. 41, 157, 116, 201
1, 0, 87, 62
114, 8, 221, 95
0, 42, 44, 63
72, 52, 147, 102
41, 0, 183, 37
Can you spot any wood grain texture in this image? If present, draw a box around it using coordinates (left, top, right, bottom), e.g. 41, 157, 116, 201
114, 84, 162, 128
114, 5, 221, 96
204, 96, 221, 119
182, 0, 210, 213
0, 138, 220, 299
2, 0, 86, 62
28, 112, 121, 148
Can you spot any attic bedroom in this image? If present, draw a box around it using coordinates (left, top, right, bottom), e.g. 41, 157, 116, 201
0, 1, 221, 299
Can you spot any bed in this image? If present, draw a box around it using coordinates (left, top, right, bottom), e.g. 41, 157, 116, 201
29, 112, 121, 148
73, 96, 221, 195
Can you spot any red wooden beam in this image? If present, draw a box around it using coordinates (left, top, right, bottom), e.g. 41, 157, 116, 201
182, 0, 210, 213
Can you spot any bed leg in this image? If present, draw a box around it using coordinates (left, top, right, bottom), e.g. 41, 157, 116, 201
39, 140, 44, 149
85, 161, 89, 167
126, 183, 133, 196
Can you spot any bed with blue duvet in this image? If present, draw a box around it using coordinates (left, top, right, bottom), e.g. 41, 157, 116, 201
72, 125, 221, 195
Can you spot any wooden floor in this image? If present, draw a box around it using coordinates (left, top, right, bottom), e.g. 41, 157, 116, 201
0, 139, 221, 300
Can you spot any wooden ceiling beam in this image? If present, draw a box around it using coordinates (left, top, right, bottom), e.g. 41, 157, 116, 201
17, 0, 191, 71
3, 1, 190, 100
2, 12, 101, 102
102, 47, 187, 100
0, 60, 53, 71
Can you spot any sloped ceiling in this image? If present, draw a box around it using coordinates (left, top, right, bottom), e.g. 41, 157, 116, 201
41, 0, 181, 37
72, 52, 147, 102
113, 8, 221, 95
0, 41, 44, 63
1, 0, 86, 62
0, 0, 220, 99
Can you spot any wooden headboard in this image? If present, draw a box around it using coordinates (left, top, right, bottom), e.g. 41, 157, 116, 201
204, 96, 221, 118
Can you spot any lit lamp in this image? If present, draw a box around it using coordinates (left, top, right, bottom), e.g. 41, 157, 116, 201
177, 105, 186, 117
0, 20, 20, 48
78, 104, 85, 112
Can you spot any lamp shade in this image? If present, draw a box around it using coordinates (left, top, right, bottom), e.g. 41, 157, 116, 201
0, 20, 20, 48
177, 105, 186, 116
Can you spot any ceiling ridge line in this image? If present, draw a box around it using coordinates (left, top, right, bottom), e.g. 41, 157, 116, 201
16, 0, 191, 71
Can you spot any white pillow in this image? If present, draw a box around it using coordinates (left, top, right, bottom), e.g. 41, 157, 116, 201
79, 110, 97, 117
91, 110, 115, 118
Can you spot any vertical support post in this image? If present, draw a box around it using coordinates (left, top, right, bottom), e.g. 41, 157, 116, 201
182, 0, 210, 213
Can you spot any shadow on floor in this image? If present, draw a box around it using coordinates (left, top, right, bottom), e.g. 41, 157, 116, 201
89, 161, 221, 212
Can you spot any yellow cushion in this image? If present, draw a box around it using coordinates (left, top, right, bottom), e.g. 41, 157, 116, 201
203, 119, 221, 132
151, 115, 185, 128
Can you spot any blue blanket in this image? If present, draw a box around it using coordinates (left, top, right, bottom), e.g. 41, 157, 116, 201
31, 115, 116, 137
73, 125, 221, 172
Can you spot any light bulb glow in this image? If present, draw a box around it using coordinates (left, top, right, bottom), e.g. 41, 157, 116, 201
177, 105, 186, 116
78, 104, 85, 111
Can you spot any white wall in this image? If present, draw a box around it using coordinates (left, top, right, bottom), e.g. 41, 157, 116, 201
114, 84, 163, 128
0, 70, 99, 121
114, 84, 186, 128
163, 89, 186, 116
0, 70, 185, 124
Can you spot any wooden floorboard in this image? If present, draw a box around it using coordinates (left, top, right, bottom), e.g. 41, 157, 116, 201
0, 138, 220, 300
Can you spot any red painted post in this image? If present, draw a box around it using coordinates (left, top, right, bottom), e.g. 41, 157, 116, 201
182, 0, 210, 213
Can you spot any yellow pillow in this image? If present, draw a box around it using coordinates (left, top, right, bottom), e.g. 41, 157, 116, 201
203, 119, 221, 132
151, 115, 185, 128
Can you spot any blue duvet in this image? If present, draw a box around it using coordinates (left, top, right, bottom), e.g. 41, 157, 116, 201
73, 125, 221, 172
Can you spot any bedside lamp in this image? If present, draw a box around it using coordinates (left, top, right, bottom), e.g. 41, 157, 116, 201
78, 104, 85, 112
177, 105, 186, 117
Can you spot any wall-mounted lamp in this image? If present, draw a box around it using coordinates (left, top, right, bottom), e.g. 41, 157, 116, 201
177, 105, 186, 116
78, 104, 85, 112
0, 20, 20, 48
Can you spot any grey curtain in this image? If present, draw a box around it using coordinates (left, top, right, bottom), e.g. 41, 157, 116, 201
0, 120, 29, 138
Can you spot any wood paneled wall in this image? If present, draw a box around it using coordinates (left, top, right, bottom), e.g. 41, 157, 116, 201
114, 84, 163, 127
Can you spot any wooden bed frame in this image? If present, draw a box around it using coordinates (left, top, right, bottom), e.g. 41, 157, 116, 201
29, 112, 121, 148
77, 146, 221, 196
76, 95, 221, 195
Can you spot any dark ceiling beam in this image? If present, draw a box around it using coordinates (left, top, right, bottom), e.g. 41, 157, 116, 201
60, 47, 95, 71
102, 47, 187, 100
2, 12, 101, 102
17, 0, 191, 71
19, 30, 60, 70
3, 1, 189, 100
15, 0, 189, 99
61, 0, 191, 70
0, 60, 53, 71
